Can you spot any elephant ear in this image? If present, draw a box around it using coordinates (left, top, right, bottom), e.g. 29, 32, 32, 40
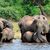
33, 19, 37, 24
2, 20, 8, 28
2, 20, 6, 29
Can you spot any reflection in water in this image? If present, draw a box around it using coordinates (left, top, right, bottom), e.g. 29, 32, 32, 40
0, 39, 50, 50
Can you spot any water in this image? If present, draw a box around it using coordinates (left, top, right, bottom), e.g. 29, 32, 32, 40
0, 39, 50, 50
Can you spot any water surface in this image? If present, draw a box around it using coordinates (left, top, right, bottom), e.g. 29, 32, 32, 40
0, 39, 50, 50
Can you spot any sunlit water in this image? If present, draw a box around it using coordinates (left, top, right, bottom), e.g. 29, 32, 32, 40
0, 39, 50, 50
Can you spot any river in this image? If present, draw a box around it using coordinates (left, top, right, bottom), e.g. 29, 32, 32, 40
0, 39, 50, 50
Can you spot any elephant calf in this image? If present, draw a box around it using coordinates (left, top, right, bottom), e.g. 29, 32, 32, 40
1, 28, 14, 42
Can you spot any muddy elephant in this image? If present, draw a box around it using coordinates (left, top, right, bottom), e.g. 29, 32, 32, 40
18, 15, 49, 43
0, 18, 13, 30
1, 28, 14, 42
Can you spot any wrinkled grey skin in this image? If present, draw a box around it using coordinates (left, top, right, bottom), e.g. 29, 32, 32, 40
1, 28, 14, 42
18, 15, 49, 43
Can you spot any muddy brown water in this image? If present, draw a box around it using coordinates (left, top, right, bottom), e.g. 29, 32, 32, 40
0, 39, 50, 50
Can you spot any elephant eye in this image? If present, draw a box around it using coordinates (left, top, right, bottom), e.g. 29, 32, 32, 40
43, 17, 45, 20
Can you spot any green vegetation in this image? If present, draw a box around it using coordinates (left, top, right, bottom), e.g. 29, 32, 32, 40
0, 0, 50, 21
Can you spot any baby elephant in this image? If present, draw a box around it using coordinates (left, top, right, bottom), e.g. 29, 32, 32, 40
1, 28, 14, 42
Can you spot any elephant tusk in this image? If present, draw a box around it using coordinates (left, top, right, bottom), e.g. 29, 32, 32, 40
34, 32, 37, 35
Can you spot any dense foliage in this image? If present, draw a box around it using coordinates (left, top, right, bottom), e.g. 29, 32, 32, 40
0, 0, 50, 21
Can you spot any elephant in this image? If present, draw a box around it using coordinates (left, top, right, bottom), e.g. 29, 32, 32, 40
1, 28, 14, 42
18, 16, 37, 41
18, 15, 49, 43
0, 18, 13, 30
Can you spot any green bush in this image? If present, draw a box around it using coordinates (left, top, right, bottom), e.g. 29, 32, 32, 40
44, 3, 50, 16
0, 0, 50, 21
30, 6, 40, 15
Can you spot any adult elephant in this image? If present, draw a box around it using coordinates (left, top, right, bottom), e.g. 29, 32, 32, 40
18, 15, 49, 43
18, 16, 37, 41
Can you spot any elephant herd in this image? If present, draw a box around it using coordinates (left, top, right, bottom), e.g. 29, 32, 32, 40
18, 15, 50, 43
0, 18, 14, 43
0, 15, 50, 44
